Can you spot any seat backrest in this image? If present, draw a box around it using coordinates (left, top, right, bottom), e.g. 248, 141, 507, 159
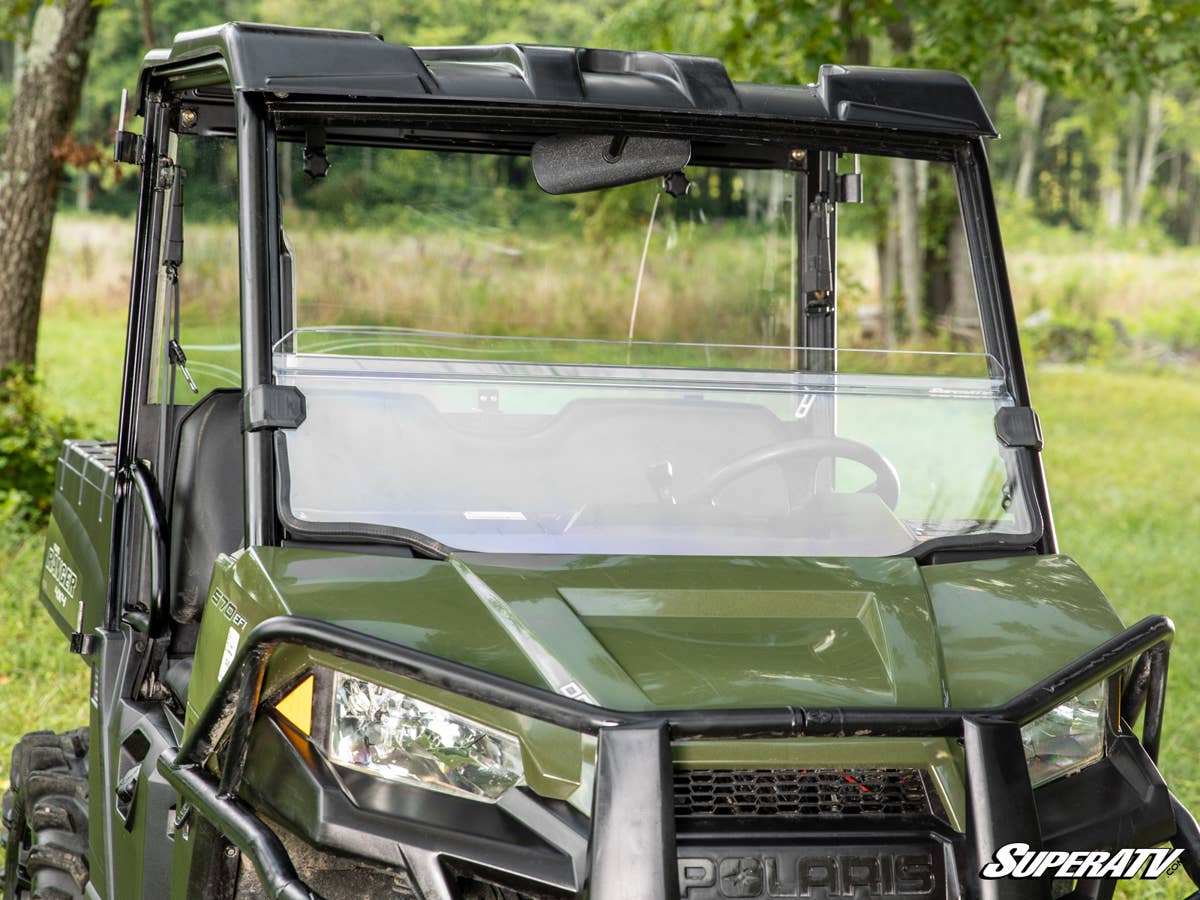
168, 390, 244, 625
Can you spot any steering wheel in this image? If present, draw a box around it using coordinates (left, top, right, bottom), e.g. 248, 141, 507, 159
690, 437, 901, 510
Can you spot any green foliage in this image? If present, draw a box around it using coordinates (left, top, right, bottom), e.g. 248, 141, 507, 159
0, 367, 78, 530
2, 1, 116, 43
0, 75, 12, 133
0, 524, 90, 790
602, 0, 1193, 92
0, 1, 35, 43
284, 145, 572, 230
1141, 305, 1200, 355
6, 0, 1191, 251
255, 0, 618, 46
1023, 311, 1121, 365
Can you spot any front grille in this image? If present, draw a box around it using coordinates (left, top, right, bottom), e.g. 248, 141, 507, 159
674, 768, 938, 821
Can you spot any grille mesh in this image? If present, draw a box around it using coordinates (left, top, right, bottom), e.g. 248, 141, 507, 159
674, 768, 936, 820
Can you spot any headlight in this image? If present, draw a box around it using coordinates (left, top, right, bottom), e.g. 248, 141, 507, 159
1021, 681, 1108, 787
329, 672, 524, 801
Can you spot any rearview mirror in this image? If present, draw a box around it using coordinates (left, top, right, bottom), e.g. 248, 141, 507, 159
532, 134, 692, 195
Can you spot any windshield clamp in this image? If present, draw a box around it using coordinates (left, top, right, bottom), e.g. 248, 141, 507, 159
246, 385, 307, 433
113, 89, 143, 166
995, 407, 1043, 450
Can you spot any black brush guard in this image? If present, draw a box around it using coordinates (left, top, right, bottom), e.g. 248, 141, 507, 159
157, 613, 1198, 900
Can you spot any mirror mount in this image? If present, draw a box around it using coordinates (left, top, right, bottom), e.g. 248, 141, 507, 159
532, 133, 692, 195
661, 171, 691, 198
603, 135, 628, 163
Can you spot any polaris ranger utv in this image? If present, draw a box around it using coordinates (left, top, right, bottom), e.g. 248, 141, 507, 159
5, 20, 1199, 900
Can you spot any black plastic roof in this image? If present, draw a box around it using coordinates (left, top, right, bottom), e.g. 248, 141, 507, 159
139, 22, 997, 139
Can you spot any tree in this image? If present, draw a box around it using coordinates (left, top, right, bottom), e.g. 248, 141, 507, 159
599, 0, 1194, 338
0, 0, 102, 372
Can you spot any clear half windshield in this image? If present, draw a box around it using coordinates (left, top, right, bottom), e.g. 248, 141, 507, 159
273, 329, 1038, 557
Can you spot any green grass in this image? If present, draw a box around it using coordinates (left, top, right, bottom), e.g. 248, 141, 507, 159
2, 304, 1198, 898
1034, 367, 1200, 900
0, 528, 91, 773
35, 305, 126, 435
0, 305, 125, 789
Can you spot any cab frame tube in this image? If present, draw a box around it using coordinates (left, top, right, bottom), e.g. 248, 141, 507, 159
236, 92, 280, 549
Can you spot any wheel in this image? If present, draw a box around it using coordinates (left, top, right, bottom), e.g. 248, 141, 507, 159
691, 436, 902, 510
2, 729, 90, 900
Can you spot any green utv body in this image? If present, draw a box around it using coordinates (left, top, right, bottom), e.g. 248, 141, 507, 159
5, 21, 1197, 900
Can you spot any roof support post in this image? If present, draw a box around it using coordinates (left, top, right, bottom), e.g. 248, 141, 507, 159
235, 92, 280, 548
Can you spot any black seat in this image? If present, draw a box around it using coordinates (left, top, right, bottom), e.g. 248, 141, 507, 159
168, 389, 244, 632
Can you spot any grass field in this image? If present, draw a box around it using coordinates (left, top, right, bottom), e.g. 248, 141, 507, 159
3, 219, 1199, 897
41, 215, 1200, 352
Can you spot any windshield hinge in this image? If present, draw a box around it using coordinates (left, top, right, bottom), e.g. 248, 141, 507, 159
995, 407, 1043, 450
835, 154, 863, 203
113, 89, 143, 166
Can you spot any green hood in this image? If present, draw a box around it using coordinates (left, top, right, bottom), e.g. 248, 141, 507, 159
196, 549, 1126, 718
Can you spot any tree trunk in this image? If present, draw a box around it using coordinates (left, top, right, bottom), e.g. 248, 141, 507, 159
892, 158, 922, 338
1012, 80, 1047, 201
1164, 150, 1183, 210
0, 0, 101, 372
838, 0, 872, 66
975, 67, 1011, 120
0, 41, 12, 85
765, 168, 784, 222
279, 141, 294, 207
1127, 91, 1165, 229
75, 170, 91, 212
915, 159, 929, 209
948, 223, 975, 341
1100, 138, 1123, 228
140, 0, 157, 49
875, 212, 898, 349
1122, 96, 1141, 224
1187, 172, 1200, 246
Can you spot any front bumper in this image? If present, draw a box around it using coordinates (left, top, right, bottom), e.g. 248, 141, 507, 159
159, 614, 1199, 900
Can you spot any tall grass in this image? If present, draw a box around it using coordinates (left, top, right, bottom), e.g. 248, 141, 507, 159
46, 213, 1200, 362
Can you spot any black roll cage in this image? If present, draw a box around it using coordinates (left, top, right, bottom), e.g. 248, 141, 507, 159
113, 89, 1055, 622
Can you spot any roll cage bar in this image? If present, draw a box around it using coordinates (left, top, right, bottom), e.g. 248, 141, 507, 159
109, 22, 1056, 629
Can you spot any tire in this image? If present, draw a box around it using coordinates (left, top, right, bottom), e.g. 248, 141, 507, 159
2, 729, 90, 900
